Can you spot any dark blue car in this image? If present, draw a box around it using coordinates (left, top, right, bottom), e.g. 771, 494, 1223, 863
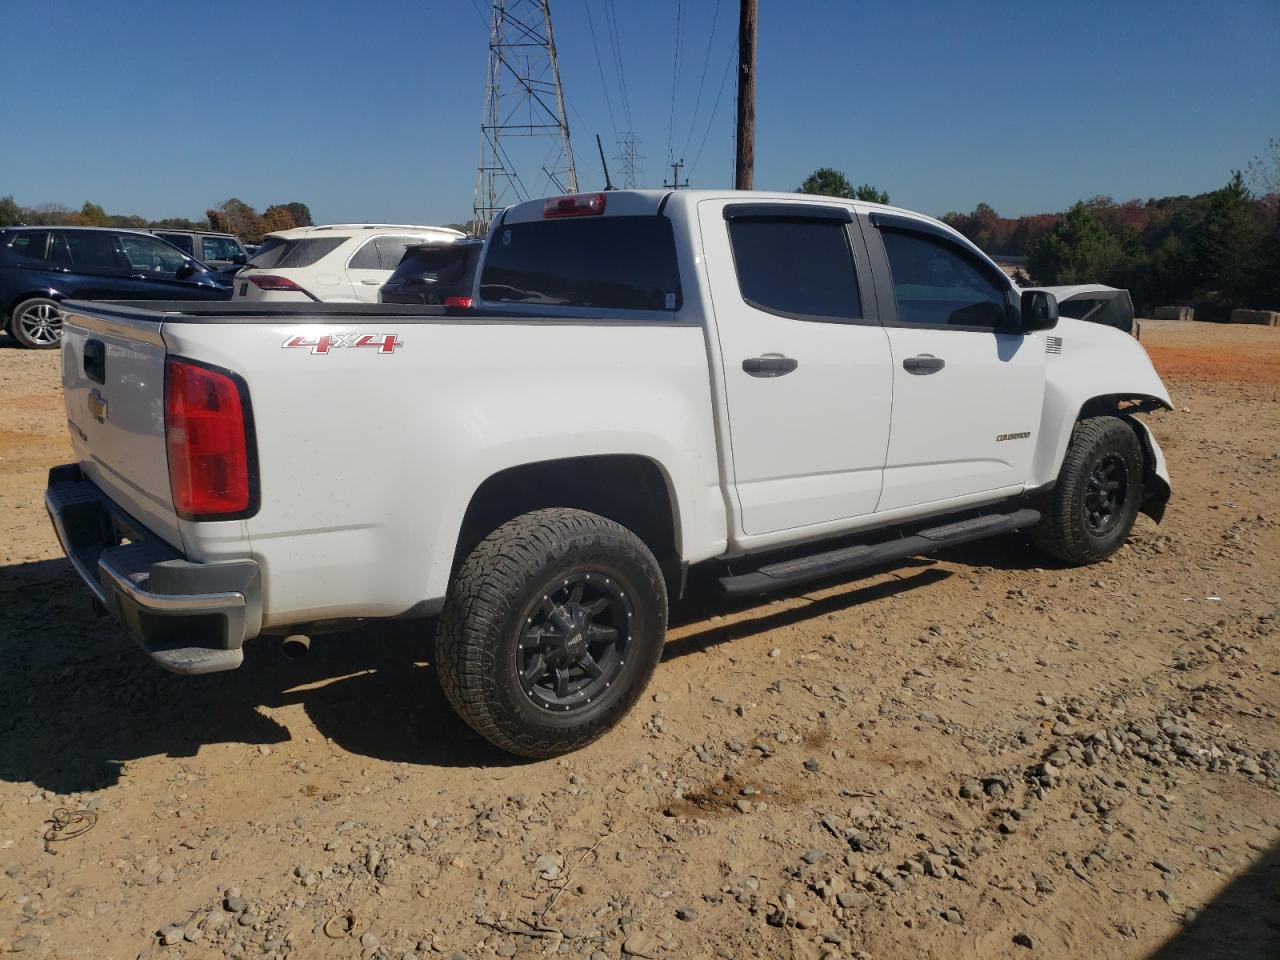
1, 227, 232, 348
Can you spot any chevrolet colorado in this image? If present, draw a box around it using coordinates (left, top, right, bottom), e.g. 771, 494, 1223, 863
45, 190, 1172, 758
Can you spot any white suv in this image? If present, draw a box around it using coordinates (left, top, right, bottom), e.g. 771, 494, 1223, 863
234, 224, 465, 302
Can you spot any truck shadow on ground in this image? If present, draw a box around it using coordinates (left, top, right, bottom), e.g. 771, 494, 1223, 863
1145, 839, 1280, 960
0, 536, 1030, 791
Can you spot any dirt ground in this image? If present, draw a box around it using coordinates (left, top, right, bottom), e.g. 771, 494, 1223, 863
1, 320, 1277, 960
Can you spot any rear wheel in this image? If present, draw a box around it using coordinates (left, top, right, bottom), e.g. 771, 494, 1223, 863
435, 508, 667, 758
10, 298, 63, 349
1030, 416, 1144, 565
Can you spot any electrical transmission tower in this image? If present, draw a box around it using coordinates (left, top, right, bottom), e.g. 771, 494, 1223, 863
474, 0, 578, 229
615, 132, 642, 189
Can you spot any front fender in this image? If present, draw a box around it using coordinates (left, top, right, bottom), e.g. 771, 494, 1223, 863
1028, 318, 1173, 491
1126, 416, 1171, 522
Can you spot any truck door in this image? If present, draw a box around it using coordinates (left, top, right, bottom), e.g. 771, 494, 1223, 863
858, 213, 1045, 513
698, 200, 893, 537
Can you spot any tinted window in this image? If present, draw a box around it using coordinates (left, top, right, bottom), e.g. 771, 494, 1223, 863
481, 217, 682, 311
50, 232, 122, 271
388, 244, 476, 287
348, 238, 380, 269
7, 231, 49, 262
728, 218, 861, 320
881, 229, 1008, 328
157, 233, 195, 255
248, 237, 344, 269
374, 236, 416, 270
202, 236, 242, 261
119, 234, 187, 274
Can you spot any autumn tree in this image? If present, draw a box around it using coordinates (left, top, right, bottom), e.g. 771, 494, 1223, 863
258, 204, 296, 235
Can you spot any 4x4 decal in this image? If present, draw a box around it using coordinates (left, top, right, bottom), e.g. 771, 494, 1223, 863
282, 333, 403, 355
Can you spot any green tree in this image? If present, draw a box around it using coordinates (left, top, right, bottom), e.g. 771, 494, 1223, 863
853, 183, 889, 204
0, 195, 22, 226
796, 167, 889, 204
218, 198, 261, 239
283, 201, 313, 227
1027, 203, 1129, 285
75, 201, 109, 226
1194, 172, 1259, 308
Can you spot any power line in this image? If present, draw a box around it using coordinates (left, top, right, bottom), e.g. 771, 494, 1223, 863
665, 0, 685, 165
690, 34, 737, 179
603, 0, 633, 130
680, 0, 721, 162
582, 0, 618, 142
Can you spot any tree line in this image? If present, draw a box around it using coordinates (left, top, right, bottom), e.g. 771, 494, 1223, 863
0, 196, 313, 242
800, 146, 1279, 319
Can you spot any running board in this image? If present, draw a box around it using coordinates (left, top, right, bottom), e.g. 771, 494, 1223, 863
718, 508, 1041, 598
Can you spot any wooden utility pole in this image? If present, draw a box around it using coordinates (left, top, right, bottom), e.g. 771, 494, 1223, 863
734, 0, 757, 190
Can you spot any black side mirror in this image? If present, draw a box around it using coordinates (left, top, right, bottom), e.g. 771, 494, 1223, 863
1021, 290, 1058, 332
232, 253, 247, 265
176, 260, 197, 279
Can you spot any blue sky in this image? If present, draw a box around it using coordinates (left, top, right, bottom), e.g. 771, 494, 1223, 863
1, 0, 1276, 225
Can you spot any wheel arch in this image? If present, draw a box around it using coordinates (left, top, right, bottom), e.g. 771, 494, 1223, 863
1029, 391, 1172, 521
452, 454, 685, 597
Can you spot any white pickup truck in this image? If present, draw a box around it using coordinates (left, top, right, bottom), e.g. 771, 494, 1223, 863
46, 189, 1172, 758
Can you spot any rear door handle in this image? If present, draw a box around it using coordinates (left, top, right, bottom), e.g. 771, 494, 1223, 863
902, 355, 945, 374
742, 355, 798, 377
360, 279, 382, 285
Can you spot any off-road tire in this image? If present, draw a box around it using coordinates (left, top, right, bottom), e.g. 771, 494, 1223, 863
1030, 416, 1144, 566
435, 508, 668, 758
9, 298, 63, 349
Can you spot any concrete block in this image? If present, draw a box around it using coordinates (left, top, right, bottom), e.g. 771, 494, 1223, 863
1153, 306, 1195, 322
1229, 308, 1280, 326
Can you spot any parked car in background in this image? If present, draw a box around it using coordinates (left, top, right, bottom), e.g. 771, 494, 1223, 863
148, 229, 248, 272
379, 237, 482, 307
233, 224, 465, 303
0, 227, 231, 348
1038, 285, 1134, 334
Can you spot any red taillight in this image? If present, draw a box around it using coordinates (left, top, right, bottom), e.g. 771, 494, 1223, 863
165, 358, 255, 520
543, 193, 607, 218
443, 296, 474, 308
248, 275, 302, 291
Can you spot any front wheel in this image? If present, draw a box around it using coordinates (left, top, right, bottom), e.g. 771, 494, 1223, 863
435, 508, 668, 758
9, 298, 64, 349
1030, 416, 1144, 566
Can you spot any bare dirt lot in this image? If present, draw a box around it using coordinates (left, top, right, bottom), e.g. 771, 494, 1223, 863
1, 320, 1277, 960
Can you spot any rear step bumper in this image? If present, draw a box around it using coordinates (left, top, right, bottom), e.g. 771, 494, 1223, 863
719, 508, 1041, 598
44, 464, 260, 675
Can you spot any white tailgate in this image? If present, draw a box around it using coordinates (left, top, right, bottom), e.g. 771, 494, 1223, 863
60, 308, 182, 549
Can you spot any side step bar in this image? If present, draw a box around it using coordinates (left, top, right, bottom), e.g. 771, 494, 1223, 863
718, 508, 1041, 598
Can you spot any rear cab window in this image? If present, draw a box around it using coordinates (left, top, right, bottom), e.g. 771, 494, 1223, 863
479, 216, 683, 314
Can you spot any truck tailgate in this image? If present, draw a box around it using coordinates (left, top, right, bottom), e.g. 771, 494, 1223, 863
60, 304, 183, 550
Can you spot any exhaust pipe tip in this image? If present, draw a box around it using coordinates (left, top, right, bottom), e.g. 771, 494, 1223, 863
281, 634, 312, 659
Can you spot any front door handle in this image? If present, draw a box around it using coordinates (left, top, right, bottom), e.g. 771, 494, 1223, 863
742, 355, 798, 377
360, 279, 382, 285
902, 355, 945, 374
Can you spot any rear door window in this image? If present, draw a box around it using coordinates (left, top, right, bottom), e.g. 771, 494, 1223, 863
7, 231, 50, 262
727, 218, 862, 321
50, 232, 124, 273
348, 238, 381, 269
480, 216, 682, 311
157, 233, 195, 255
374, 236, 417, 270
